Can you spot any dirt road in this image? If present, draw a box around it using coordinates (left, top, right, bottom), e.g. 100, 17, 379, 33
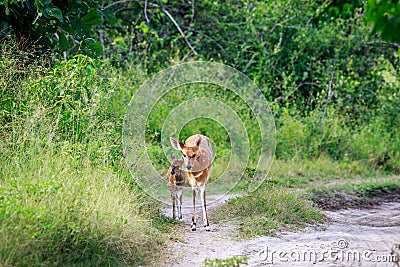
160, 195, 400, 267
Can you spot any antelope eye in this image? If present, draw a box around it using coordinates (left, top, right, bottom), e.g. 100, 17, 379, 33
182, 154, 187, 158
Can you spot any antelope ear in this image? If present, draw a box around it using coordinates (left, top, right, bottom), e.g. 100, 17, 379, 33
194, 135, 201, 146
170, 137, 184, 151
195, 135, 201, 147
170, 152, 176, 160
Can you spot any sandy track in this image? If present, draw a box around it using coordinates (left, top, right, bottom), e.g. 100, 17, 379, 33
159, 196, 400, 267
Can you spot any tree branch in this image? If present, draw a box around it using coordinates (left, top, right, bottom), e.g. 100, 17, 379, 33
162, 6, 198, 55
269, 15, 296, 33
103, 0, 158, 10
275, 82, 317, 103
320, 70, 335, 137
189, 27, 228, 56
103, 0, 199, 55
144, 0, 150, 23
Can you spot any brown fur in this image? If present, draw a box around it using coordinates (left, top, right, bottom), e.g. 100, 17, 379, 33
170, 134, 213, 231
167, 153, 185, 219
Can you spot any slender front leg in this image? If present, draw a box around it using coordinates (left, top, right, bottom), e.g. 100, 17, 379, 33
200, 185, 210, 231
172, 193, 176, 219
191, 188, 197, 231
177, 187, 183, 220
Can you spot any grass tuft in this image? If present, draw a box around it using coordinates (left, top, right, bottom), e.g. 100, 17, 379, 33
203, 256, 248, 267
213, 186, 325, 238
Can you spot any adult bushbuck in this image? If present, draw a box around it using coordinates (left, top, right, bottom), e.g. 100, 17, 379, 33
167, 152, 186, 220
170, 134, 213, 231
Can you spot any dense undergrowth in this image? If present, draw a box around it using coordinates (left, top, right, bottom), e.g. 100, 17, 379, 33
0, 44, 168, 265
0, 131, 164, 265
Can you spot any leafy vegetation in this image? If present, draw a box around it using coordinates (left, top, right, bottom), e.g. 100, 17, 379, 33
0, 0, 116, 56
0, 40, 166, 265
203, 256, 249, 267
365, 0, 400, 42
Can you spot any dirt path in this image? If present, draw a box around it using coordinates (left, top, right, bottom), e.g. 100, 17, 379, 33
159, 196, 400, 267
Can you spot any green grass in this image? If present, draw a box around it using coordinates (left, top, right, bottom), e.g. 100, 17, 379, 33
0, 89, 169, 265
267, 156, 394, 188
212, 186, 325, 238
203, 256, 248, 267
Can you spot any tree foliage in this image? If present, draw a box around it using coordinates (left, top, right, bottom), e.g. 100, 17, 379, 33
0, 0, 116, 56
365, 0, 400, 42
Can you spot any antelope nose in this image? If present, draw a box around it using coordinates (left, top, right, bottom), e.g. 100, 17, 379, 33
171, 170, 175, 175
186, 164, 192, 170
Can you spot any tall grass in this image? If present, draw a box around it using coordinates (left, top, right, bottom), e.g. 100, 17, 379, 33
275, 108, 400, 173
0, 109, 165, 266
0, 42, 166, 265
267, 156, 393, 189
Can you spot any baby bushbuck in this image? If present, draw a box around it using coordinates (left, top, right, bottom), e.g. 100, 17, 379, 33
167, 152, 186, 220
